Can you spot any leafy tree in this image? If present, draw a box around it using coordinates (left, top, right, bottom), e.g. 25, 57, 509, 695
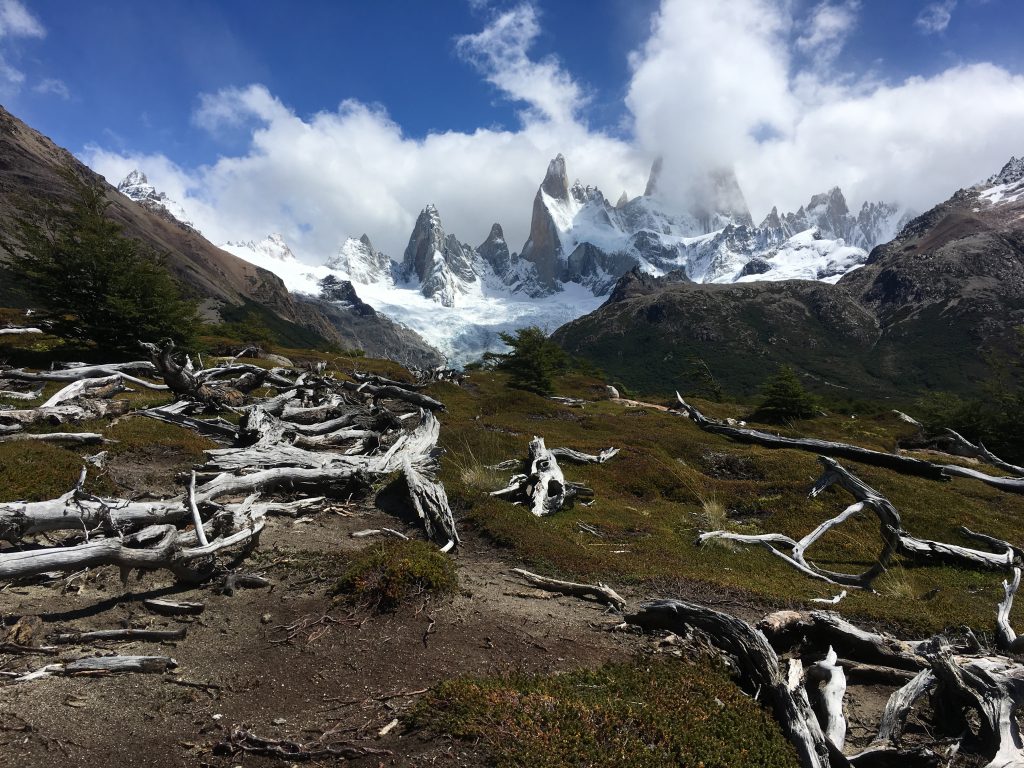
752, 365, 819, 422
484, 325, 569, 395
7, 171, 198, 353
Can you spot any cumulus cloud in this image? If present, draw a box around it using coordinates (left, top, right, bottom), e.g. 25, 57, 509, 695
915, 0, 956, 34
796, 1, 860, 63
85, 0, 1024, 267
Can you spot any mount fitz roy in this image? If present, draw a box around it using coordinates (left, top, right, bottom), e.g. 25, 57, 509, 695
116, 154, 915, 363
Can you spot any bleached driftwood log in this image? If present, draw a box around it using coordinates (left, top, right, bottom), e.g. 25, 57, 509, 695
13, 655, 177, 682
939, 429, 1024, 477
929, 648, 1024, 768
806, 647, 847, 751
0, 326, 43, 335
340, 379, 445, 411
0, 398, 129, 428
40, 373, 167, 408
0, 361, 157, 381
549, 446, 620, 464
676, 394, 1024, 494
510, 567, 626, 611
627, 599, 838, 768
403, 457, 459, 552
350, 528, 409, 541
700, 457, 1019, 589
51, 628, 186, 644
758, 610, 935, 671
995, 567, 1024, 653
0, 386, 42, 401
0, 512, 266, 583
138, 401, 238, 441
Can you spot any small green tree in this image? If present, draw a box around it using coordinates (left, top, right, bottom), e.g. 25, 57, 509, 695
484, 325, 569, 395
752, 365, 819, 422
8, 171, 198, 354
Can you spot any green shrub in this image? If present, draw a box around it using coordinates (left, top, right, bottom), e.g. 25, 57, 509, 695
332, 540, 456, 610
412, 658, 798, 768
751, 365, 819, 423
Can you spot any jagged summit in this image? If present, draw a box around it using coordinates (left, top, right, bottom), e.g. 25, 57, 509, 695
987, 156, 1024, 186
116, 169, 195, 230
643, 157, 662, 197
401, 204, 481, 307
224, 233, 295, 262
976, 155, 1024, 208
326, 235, 394, 285
541, 154, 570, 200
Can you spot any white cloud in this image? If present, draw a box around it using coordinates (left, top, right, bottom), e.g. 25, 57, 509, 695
84, 0, 1024, 268
915, 0, 956, 34
0, 0, 44, 39
33, 77, 69, 99
796, 1, 860, 62
0, 0, 44, 96
455, 3, 585, 126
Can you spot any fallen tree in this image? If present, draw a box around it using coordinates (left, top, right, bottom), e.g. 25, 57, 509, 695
675, 395, 1024, 495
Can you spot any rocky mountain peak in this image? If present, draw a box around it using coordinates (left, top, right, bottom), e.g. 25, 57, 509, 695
478, 222, 511, 276
116, 169, 195, 231
358, 233, 374, 249
616, 191, 629, 208
541, 154, 570, 200
401, 204, 478, 306
988, 156, 1024, 186
644, 157, 663, 197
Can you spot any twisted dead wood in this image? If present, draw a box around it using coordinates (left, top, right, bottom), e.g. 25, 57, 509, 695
700, 457, 1019, 589
676, 394, 1024, 494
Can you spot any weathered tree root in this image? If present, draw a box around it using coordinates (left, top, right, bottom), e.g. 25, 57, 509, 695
490, 437, 614, 516
627, 598, 839, 768
699, 456, 1019, 589
215, 727, 392, 761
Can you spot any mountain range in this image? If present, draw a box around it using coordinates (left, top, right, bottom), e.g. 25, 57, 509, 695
554, 157, 1024, 397
118, 150, 915, 366
1, 101, 1020, 400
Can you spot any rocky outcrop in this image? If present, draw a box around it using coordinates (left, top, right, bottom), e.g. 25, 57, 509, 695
327, 234, 394, 285
401, 205, 480, 307
476, 223, 511, 276
116, 169, 196, 231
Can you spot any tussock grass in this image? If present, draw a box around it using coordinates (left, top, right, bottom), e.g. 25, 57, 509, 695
437, 369, 1024, 636
412, 658, 799, 768
332, 540, 457, 611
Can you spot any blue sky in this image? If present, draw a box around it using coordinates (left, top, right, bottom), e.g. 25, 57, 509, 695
2, 0, 1024, 259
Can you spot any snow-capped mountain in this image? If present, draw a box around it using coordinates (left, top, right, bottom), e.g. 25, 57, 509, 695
220, 234, 330, 295
116, 170, 195, 230
126, 152, 918, 365
513, 154, 913, 289
976, 156, 1024, 208
326, 234, 394, 285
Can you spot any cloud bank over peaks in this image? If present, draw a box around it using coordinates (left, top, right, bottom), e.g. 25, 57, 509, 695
84, 0, 1024, 270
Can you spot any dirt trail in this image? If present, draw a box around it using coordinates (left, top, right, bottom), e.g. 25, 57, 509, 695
0, 506, 642, 767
